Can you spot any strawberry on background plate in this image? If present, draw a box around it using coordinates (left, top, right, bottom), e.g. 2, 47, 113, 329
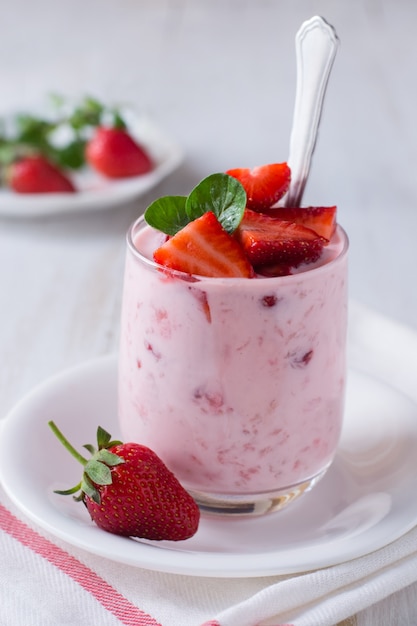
8, 155, 76, 194
0, 96, 156, 192
86, 127, 154, 179
49, 421, 200, 541
226, 162, 291, 211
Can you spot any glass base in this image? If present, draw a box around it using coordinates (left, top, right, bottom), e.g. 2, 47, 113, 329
188, 467, 328, 517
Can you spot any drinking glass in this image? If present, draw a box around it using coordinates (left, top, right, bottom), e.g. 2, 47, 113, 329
118, 215, 348, 515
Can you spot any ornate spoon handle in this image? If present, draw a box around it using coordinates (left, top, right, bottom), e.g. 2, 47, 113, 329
284, 16, 339, 207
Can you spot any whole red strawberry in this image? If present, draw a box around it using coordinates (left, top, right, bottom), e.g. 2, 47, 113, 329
86, 127, 154, 178
48, 421, 200, 541
9, 155, 76, 193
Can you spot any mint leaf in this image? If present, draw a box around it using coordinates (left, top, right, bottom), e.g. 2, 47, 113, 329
186, 173, 246, 234
144, 196, 188, 235
143, 173, 247, 236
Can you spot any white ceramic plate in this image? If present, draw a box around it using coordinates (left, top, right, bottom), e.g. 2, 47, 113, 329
1, 353, 417, 577
0, 112, 183, 218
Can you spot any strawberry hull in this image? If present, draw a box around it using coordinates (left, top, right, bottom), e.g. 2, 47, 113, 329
118, 217, 348, 516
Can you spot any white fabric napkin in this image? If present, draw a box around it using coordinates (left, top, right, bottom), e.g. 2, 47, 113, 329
1, 301, 417, 626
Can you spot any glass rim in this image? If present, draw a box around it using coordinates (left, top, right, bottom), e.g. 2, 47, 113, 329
126, 214, 349, 284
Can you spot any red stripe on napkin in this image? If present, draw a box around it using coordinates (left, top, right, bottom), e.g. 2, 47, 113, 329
201, 620, 294, 626
0, 503, 162, 626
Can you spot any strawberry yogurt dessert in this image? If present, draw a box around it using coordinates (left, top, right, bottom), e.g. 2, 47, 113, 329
118, 164, 348, 515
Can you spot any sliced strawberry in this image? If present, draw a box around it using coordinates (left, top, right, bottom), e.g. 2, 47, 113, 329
259, 206, 337, 240
236, 209, 327, 269
154, 211, 254, 278
226, 163, 291, 211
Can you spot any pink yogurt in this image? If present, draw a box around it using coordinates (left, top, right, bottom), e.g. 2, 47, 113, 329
118, 216, 348, 514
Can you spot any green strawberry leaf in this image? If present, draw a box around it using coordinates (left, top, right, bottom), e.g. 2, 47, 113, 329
111, 109, 127, 130
68, 97, 104, 130
47, 420, 124, 507
54, 482, 82, 496
81, 474, 101, 504
0, 143, 20, 166
144, 173, 247, 236
97, 449, 125, 466
96, 426, 112, 449
144, 196, 188, 236
85, 459, 112, 485
186, 173, 246, 234
15, 114, 53, 145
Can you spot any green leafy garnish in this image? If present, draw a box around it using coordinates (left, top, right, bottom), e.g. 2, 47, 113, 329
144, 173, 246, 235
144, 196, 189, 236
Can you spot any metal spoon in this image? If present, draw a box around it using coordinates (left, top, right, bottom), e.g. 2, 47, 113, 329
283, 16, 339, 207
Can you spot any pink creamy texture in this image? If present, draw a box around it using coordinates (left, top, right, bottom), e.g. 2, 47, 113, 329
118, 219, 348, 496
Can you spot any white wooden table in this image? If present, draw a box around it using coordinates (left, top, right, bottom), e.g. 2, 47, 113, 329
1, 1, 417, 623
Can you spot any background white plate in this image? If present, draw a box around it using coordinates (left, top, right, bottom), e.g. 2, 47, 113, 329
1, 354, 417, 577
0, 111, 183, 218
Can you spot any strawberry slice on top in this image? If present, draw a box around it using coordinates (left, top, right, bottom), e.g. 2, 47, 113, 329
153, 211, 254, 278
259, 205, 337, 240
226, 163, 291, 211
236, 209, 327, 270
